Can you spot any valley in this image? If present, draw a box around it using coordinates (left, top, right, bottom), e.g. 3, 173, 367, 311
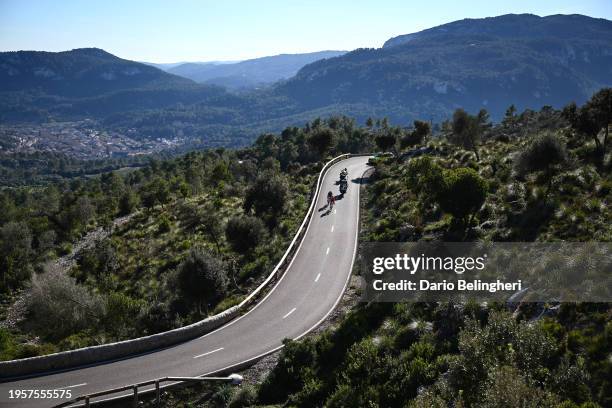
1, 6, 611, 408
1, 14, 611, 159
0, 121, 182, 159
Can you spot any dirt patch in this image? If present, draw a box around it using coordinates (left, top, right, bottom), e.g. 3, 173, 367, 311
52, 213, 133, 271
1, 214, 134, 331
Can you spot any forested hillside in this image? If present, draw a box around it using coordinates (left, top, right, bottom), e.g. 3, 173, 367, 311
139, 89, 611, 407
280, 14, 612, 123
249, 89, 611, 408
0, 116, 375, 360
2, 4, 611, 408
0, 48, 191, 97
1, 14, 611, 152
167, 51, 346, 89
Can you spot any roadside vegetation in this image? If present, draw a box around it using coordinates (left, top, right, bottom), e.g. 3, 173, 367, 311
126, 89, 610, 408
0, 116, 375, 360
1, 88, 610, 407
242, 89, 610, 408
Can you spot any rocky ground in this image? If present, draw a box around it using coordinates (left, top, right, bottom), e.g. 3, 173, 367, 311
51, 214, 133, 271
0, 214, 134, 331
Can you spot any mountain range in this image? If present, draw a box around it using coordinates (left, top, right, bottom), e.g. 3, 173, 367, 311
279, 14, 612, 122
162, 51, 346, 90
1, 13, 611, 149
0, 48, 191, 97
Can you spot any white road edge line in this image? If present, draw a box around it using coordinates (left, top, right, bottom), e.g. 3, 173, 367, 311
326, 247, 330, 255
193, 347, 224, 359
60, 383, 87, 389
331, 225, 334, 232
315, 273, 321, 282
84, 157, 370, 408
283, 307, 297, 319
196, 158, 367, 380
298, 160, 364, 341
197, 157, 330, 340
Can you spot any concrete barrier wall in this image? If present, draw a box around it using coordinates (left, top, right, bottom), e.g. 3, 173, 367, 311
0, 153, 358, 379
0, 306, 240, 379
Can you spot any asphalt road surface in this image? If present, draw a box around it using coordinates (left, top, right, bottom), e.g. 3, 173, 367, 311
0, 156, 371, 408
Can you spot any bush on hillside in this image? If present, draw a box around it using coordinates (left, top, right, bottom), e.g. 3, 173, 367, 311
401, 120, 431, 149
175, 248, 228, 314
0, 221, 32, 290
228, 384, 257, 408
225, 215, 267, 253
406, 156, 445, 204
24, 264, 105, 341
258, 338, 318, 404
514, 132, 567, 177
439, 168, 488, 223
244, 173, 289, 220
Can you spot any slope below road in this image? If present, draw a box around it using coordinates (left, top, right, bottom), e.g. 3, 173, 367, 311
0, 156, 371, 408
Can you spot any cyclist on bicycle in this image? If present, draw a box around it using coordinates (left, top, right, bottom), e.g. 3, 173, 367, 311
327, 191, 335, 208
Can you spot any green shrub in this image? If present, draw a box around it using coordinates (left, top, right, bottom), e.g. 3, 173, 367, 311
258, 338, 318, 404
481, 365, 559, 408
210, 384, 234, 408
448, 311, 559, 405
13, 342, 57, 359
339, 338, 382, 386
119, 190, 139, 215
58, 332, 93, 351
238, 254, 270, 280
157, 214, 171, 233
406, 156, 445, 199
212, 295, 243, 315
393, 324, 420, 349
225, 216, 267, 253
0, 221, 33, 290
514, 132, 567, 177
103, 292, 143, 337
244, 173, 288, 219
25, 264, 105, 341
174, 248, 228, 313
325, 383, 361, 408
439, 167, 488, 222
58, 242, 73, 256
15, 343, 44, 359
228, 384, 257, 408
287, 377, 325, 407
0, 328, 18, 360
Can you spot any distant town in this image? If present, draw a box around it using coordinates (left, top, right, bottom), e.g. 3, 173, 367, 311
0, 120, 183, 159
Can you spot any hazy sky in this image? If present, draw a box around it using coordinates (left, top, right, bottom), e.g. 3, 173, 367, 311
1, 0, 611, 62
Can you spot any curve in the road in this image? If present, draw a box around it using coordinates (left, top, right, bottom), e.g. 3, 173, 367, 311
0, 156, 371, 408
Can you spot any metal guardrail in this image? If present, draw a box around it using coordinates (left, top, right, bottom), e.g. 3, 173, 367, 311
53, 374, 243, 408
47, 153, 369, 407
0, 153, 364, 380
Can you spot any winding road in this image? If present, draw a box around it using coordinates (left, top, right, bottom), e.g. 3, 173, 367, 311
0, 156, 371, 408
